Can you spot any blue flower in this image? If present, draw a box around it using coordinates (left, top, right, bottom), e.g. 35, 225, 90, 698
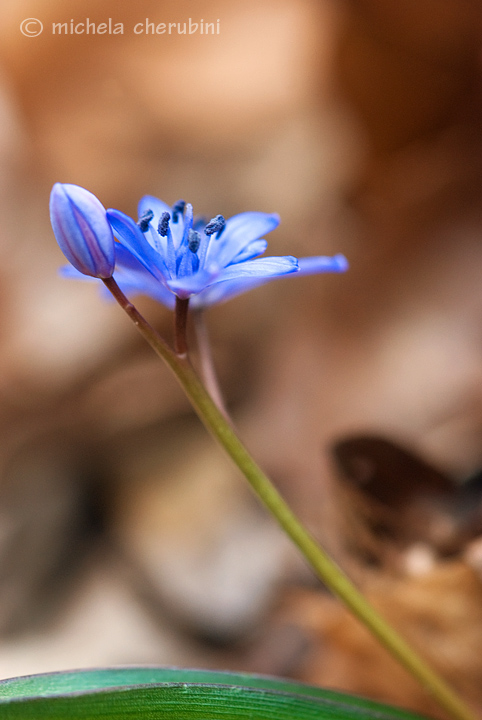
58, 188, 348, 309
105, 196, 299, 308
50, 183, 115, 279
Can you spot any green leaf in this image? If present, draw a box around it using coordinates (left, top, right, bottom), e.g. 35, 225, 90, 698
0, 667, 430, 719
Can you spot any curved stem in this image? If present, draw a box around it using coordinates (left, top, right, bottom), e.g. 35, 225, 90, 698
192, 309, 231, 422
102, 277, 478, 720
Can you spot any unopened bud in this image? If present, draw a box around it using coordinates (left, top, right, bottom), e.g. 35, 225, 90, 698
50, 183, 115, 278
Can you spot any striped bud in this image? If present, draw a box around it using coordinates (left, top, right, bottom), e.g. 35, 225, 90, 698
50, 183, 115, 278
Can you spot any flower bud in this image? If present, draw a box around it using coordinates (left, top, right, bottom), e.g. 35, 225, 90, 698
50, 183, 115, 278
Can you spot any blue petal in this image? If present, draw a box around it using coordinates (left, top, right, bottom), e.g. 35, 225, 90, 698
192, 254, 348, 307
114, 246, 175, 308
193, 256, 297, 307
298, 254, 349, 274
107, 209, 168, 279
230, 239, 268, 264
166, 265, 221, 299
215, 255, 298, 283
191, 278, 261, 307
206, 212, 280, 267
114, 277, 175, 309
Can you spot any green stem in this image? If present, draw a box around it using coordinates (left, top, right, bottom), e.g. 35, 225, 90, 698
102, 277, 477, 720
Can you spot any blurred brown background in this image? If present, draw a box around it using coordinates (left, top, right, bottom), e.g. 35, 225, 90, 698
0, 0, 481, 716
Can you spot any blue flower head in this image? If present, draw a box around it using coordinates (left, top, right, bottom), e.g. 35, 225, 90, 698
50, 183, 115, 279
105, 196, 300, 309
55, 185, 348, 309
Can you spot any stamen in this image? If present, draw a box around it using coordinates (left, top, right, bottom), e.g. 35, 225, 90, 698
204, 214, 226, 238
188, 229, 201, 253
172, 200, 186, 223
137, 209, 154, 232
158, 212, 171, 237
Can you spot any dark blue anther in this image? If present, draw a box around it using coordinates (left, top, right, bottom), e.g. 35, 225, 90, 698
137, 209, 154, 232
204, 214, 226, 238
188, 229, 201, 253
158, 212, 170, 237
172, 200, 186, 223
